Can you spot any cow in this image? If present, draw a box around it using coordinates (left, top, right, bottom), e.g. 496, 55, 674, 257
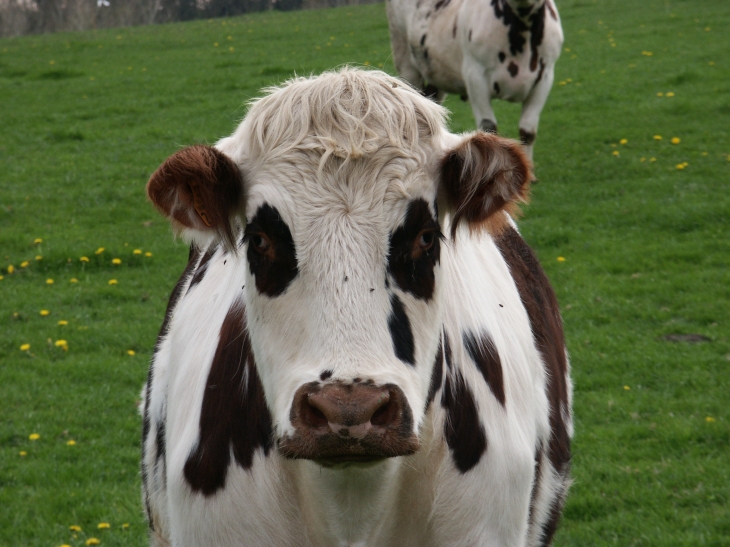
140, 68, 571, 547
386, 0, 563, 159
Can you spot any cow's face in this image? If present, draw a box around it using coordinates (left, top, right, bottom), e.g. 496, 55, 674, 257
147, 69, 530, 467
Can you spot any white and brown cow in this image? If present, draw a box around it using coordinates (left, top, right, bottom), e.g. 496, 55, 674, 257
387, 0, 563, 158
141, 68, 571, 547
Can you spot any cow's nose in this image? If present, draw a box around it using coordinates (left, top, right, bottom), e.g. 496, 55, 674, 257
299, 383, 397, 437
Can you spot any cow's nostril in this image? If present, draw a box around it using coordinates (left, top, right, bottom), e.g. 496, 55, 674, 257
301, 396, 329, 429
370, 395, 398, 427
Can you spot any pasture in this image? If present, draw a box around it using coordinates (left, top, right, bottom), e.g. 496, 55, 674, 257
1, 0, 728, 545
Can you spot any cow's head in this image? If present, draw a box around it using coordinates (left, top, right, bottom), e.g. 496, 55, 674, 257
147, 69, 530, 468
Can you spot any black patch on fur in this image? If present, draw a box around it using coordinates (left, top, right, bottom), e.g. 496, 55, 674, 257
441, 371, 487, 472
480, 119, 498, 133
420, 34, 427, 46
468, 29, 472, 41
388, 294, 416, 366
463, 330, 506, 407
426, 340, 444, 409
187, 244, 218, 293
498, 51, 506, 63
452, 23, 457, 38
320, 370, 333, 381
494, 82, 501, 95
529, 4, 546, 71
434, 0, 450, 9
508, 61, 519, 77
444, 331, 453, 370
387, 198, 441, 301
491, 0, 528, 55
246, 204, 299, 297
547, 0, 557, 20
183, 302, 273, 496
520, 129, 536, 146
423, 48, 429, 60
528, 446, 544, 530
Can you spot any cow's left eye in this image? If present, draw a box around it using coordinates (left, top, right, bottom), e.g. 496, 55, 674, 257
416, 230, 435, 252
250, 233, 272, 255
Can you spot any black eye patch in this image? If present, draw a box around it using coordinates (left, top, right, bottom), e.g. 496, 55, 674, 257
245, 204, 298, 297
387, 198, 442, 301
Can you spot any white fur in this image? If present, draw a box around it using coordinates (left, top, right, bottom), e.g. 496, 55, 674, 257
142, 69, 571, 546
387, 0, 563, 158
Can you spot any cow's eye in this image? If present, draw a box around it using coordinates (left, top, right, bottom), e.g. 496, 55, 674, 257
416, 230, 435, 252
250, 233, 272, 254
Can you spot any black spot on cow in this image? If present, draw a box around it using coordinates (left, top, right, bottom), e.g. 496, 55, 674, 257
426, 340, 444, 409
187, 244, 218, 293
498, 51, 506, 63
443, 332, 453, 370
491, 0, 528, 56
155, 416, 166, 463
495, 227, 571, 529
434, 0, 450, 9
423, 48, 429, 60
320, 370, 333, 381
460, 94, 468, 101
183, 301, 273, 496
527, 446, 544, 529
520, 129, 536, 146
420, 34, 427, 46
493, 82, 501, 95
529, 4, 546, 71
441, 370, 487, 472
463, 330, 505, 407
387, 198, 441, 301
468, 29, 472, 41
508, 61, 519, 77
425, 10, 431, 18
245, 204, 299, 297
480, 119, 498, 133
388, 294, 416, 366
452, 23, 457, 38
547, 0, 558, 21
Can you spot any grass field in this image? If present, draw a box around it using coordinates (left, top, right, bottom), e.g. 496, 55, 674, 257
1, 0, 729, 545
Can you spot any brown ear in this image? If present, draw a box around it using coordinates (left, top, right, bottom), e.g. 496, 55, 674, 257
146, 145, 243, 249
439, 132, 532, 238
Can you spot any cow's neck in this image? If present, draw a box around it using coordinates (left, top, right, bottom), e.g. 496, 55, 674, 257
293, 458, 401, 546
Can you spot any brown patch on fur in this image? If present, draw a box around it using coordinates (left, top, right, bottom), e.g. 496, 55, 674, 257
463, 331, 505, 407
508, 61, 519, 77
147, 145, 243, 249
439, 133, 532, 239
547, 0, 557, 20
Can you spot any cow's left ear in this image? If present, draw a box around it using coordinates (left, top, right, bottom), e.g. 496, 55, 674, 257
146, 145, 243, 249
439, 132, 532, 238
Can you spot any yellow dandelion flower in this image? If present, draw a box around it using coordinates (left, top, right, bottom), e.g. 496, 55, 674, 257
7, 265, 14, 274
640, 157, 646, 162
671, 137, 681, 144
214, 42, 219, 47
666, 91, 675, 97
122, 523, 129, 529
60, 545, 72, 547
127, 350, 136, 356
20, 261, 29, 268
86, 539, 100, 546
656, 92, 663, 97
69, 525, 82, 532
70, 278, 78, 283
46, 278, 54, 285
112, 258, 121, 265
0, 275, 4, 280
58, 320, 69, 326
95, 247, 105, 255
701, 151, 708, 156
650, 157, 657, 162
705, 416, 716, 423
34, 238, 43, 244
133, 249, 142, 255
108, 279, 118, 285
98, 522, 110, 529
40, 310, 50, 316
653, 135, 662, 140
80, 256, 89, 262
557, 256, 566, 262
19, 451, 27, 456
55, 339, 68, 349
623, 385, 631, 391
619, 138, 628, 145
20, 343, 31, 351
145, 252, 152, 257
676, 163, 685, 170
558, 80, 566, 86
612, 150, 620, 156
35, 255, 42, 260
641, 51, 653, 56
67, 439, 76, 446
29, 433, 40, 440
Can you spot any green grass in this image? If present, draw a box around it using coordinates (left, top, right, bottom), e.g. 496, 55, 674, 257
1, 0, 728, 545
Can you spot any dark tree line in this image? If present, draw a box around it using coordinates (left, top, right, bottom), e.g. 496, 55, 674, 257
0, 0, 371, 37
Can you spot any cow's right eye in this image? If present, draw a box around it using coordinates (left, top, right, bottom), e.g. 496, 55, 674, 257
250, 233, 272, 254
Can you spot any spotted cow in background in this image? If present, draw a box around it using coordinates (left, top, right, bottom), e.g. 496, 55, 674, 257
387, 0, 563, 158
141, 68, 571, 547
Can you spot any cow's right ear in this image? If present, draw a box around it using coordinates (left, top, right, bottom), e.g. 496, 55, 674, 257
146, 145, 243, 249
438, 132, 532, 239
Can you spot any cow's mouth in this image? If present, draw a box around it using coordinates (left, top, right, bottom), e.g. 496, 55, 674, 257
278, 381, 419, 463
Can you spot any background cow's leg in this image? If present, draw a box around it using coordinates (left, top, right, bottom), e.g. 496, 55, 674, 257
388, 25, 426, 90
518, 68, 555, 160
462, 56, 498, 134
